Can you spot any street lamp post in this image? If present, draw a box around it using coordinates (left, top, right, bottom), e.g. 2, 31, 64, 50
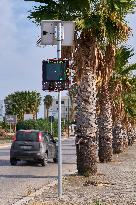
35, 93, 38, 120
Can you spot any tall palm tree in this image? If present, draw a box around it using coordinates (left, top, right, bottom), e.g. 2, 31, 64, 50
97, 0, 136, 162
25, 0, 136, 175
43, 95, 53, 119
123, 77, 136, 145
97, 44, 115, 162
110, 46, 136, 153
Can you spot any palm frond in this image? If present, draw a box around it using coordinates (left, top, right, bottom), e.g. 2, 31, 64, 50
120, 63, 136, 75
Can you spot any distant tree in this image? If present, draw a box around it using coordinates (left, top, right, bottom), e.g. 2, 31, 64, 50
43, 95, 53, 119
4, 91, 41, 121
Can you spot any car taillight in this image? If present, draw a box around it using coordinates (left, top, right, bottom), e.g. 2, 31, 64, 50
38, 133, 42, 142
12, 135, 16, 141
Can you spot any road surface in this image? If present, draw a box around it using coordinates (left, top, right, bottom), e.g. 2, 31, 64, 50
0, 137, 76, 205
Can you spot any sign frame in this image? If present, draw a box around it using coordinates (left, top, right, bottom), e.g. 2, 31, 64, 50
5, 115, 17, 124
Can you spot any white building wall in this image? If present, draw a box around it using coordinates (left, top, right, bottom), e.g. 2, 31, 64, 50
48, 96, 71, 119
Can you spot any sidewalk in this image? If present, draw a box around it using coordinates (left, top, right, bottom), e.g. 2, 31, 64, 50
26, 143, 136, 205
0, 141, 11, 148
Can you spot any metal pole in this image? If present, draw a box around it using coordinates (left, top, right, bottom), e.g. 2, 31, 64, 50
57, 22, 62, 198
10, 123, 11, 133
36, 93, 38, 120
68, 97, 70, 138
51, 116, 53, 135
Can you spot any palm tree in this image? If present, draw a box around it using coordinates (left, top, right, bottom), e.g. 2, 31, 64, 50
123, 77, 136, 145
25, 0, 136, 175
97, 44, 115, 162
43, 95, 53, 119
97, 0, 136, 162
110, 46, 136, 153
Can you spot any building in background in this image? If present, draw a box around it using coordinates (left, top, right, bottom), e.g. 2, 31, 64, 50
47, 96, 71, 119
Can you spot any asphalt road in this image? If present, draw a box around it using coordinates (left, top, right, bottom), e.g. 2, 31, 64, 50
0, 137, 76, 205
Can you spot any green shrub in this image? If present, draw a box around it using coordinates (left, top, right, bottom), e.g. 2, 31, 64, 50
0, 121, 10, 132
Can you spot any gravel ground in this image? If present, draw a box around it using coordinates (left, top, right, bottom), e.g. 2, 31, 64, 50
26, 143, 136, 205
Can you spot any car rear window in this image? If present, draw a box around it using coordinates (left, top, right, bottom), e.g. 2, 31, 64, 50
16, 131, 39, 142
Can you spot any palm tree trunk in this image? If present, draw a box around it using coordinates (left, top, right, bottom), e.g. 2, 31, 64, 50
128, 123, 135, 146
44, 103, 46, 119
76, 34, 98, 176
112, 121, 124, 154
98, 84, 113, 162
76, 70, 97, 175
47, 109, 49, 119
98, 44, 115, 162
122, 126, 128, 149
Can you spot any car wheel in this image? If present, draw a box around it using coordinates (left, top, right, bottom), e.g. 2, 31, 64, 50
10, 158, 17, 166
53, 158, 58, 163
41, 153, 48, 166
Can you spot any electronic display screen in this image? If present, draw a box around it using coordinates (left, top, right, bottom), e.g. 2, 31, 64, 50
42, 61, 67, 81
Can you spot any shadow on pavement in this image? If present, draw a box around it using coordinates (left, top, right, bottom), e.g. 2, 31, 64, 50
62, 162, 76, 165
0, 174, 57, 179
0, 159, 76, 166
0, 159, 10, 166
0, 160, 55, 167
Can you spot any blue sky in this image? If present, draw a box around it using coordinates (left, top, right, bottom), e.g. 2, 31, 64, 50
0, 0, 136, 117
0, 0, 58, 117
